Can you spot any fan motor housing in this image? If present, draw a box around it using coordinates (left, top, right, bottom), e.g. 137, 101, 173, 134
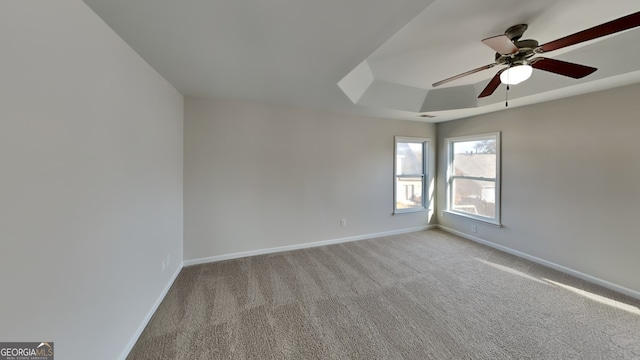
505, 24, 528, 41
495, 38, 539, 65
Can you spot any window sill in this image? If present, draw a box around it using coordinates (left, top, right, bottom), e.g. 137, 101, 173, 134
442, 210, 502, 228
393, 208, 431, 216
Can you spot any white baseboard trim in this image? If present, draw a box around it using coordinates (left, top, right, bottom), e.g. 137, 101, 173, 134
119, 263, 183, 360
438, 225, 640, 301
183, 225, 435, 267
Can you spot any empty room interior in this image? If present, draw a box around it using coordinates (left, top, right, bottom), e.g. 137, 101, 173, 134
3, 1, 640, 359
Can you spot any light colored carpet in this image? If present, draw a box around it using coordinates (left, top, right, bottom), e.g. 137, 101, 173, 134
128, 230, 640, 359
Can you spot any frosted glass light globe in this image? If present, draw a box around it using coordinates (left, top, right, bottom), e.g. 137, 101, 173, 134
500, 64, 533, 85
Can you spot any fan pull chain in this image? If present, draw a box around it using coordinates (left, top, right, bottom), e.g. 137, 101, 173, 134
505, 84, 509, 107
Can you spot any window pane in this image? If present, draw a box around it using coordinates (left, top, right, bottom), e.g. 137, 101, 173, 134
396, 177, 423, 210
396, 142, 423, 175
452, 178, 495, 218
453, 139, 496, 155
453, 140, 496, 178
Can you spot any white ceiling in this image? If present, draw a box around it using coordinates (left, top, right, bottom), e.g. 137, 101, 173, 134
83, 0, 640, 122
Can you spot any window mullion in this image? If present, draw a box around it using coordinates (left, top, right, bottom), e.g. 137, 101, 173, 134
452, 175, 495, 182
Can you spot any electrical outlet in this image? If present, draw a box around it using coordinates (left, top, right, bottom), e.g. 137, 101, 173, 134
161, 259, 166, 273
340, 219, 346, 227
471, 225, 477, 233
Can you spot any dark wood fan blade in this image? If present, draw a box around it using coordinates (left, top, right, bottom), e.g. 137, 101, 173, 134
482, 34, 519, 55
432, 63, 496, 87
539, 10, 640, 53
530, 57, 597, 78
478, 69, 506, 98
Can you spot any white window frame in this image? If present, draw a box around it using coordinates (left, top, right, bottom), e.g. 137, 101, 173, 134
445, 132, 501, 225
394, 136, 429, 215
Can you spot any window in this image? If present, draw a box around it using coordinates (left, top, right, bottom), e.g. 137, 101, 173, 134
446, 133, 500, 224
394, 136, 428, 214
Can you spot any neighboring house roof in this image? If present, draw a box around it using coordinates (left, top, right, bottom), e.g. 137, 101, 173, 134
397, 143, 423, 174
454, 153, 496, 179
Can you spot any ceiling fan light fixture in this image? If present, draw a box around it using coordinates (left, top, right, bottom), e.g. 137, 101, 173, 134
500, 64, 533, 85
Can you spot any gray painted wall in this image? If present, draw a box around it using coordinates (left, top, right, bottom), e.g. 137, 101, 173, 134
437, 83, 640, 294
184, 97, 435, 261
0, 2, 184, 359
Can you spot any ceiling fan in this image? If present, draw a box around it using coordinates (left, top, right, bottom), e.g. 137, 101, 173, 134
432, 10, 640, 98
